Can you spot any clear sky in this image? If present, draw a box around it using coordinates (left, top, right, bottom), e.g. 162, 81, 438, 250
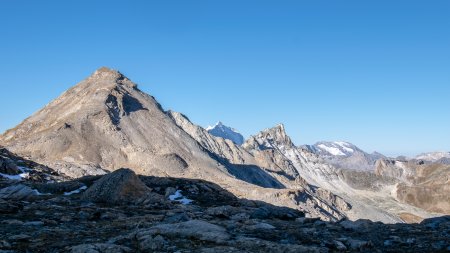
1, 1, 449, 156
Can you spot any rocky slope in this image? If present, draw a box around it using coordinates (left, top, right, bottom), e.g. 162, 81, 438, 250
241, 125, 448, 223
0, 67, 448, 224
0, 67, 228, 180
169, 112, 351, 221
0, 68, 350, 222
376, 158, 450, 214
1, 168, 449, 253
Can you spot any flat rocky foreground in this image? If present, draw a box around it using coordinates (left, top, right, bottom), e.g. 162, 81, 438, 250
0, 169, 449, 253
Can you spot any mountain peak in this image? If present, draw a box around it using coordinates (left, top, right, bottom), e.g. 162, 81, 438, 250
206, 121, 224, 130
263, 124, 293, 147
90, 67, 123, 79
206, 122, 244, 145
83, 67, 137, 90
274, 123, 285, 131
244, 123, 294, 150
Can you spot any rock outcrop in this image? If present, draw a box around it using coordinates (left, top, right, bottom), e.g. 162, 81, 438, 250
82, 168, 162, 205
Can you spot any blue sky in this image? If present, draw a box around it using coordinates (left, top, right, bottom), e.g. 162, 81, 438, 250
0, 1, 449, 156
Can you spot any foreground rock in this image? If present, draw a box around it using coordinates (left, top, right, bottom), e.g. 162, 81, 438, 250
82, 168, 163, 205
0, 171, 449, 253
0, 184, 40, 201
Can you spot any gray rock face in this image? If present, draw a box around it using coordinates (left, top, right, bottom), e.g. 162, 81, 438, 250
243, 124, 294, 150
82, 168, 160, 205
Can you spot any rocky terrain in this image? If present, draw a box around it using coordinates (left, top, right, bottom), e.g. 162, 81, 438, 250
376, 158, 450, 214
0, 67, 449, 252
168, 112, 350, 221
1, 166, 449, 253
0, 68, 353, 222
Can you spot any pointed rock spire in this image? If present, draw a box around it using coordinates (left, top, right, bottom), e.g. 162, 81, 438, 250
243, 123, 294, 150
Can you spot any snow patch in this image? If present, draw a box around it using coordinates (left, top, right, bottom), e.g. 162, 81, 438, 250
0, 172, 29, 181
334, 142, 354, 153
64, 185, 88, 196
32, 189, 51, 196
168, 190, 193, 205
318, 144, 346, 156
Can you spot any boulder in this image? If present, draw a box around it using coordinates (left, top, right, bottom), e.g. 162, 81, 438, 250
82, 168, 160, 205
0, 184, 39, 200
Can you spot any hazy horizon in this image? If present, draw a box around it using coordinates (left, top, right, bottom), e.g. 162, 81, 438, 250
1, 1, 449, 157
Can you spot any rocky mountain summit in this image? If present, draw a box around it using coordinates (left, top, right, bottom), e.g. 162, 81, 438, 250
206, 122, 244, 145
0, 67, 449, 252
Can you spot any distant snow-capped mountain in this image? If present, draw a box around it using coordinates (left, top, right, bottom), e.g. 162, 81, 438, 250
206, 122, 244, 145
302, 141, 385, 171
415, 152, 450, 164
305, 141, 358, 157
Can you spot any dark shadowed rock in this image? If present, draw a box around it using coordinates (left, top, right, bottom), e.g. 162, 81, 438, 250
0, 184, 40, 201
82, 168, 161, 204
137, 220, 230, 243
250, 205, 304, 220
70, 243, 132, 253
0, 156, 19, 175
420, 215, 450, 229
33, 181, 85, 195
0, 199, 22, 214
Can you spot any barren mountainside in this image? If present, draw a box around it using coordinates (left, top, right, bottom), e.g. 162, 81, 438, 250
0, 68, 352, 222
1, 67, 448, 225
